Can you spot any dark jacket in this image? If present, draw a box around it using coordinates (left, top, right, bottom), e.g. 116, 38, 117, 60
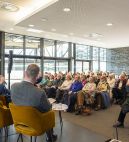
0, 83, 10, 96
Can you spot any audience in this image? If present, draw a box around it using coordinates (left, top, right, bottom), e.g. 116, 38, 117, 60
2, 66, 128, 133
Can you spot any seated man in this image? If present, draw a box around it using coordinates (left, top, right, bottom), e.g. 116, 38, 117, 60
56, 74, 73, 103
11, 64, 57, 142
76, 76, 96, 115
66, 75, 83, 112
113, 79, 129, 128
112, 73, 127, 104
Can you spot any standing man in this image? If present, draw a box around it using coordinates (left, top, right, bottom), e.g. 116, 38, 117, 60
11, 64, 57, 142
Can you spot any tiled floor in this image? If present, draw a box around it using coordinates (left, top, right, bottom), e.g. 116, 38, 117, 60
0, 118, 107, 142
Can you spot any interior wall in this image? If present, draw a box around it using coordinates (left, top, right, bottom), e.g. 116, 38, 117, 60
107, 47, 129, 75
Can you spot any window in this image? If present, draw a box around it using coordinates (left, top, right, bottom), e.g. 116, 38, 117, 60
56, 60, 68, 73
5, 33, 23, 55
76, 44, 91, 60
25, 36, 40, 56
93, 61, 99, 71
44, 39, 55, 57
100, 48, 106, 61
56, 41, 69, 58
5, 58, 24, 85
25, 58, 41, 69
93, 47, 99, 60
100, 62, 106, 71
83, 62, 89, 72
44, 60, 55, 74
76, 61, 82, 72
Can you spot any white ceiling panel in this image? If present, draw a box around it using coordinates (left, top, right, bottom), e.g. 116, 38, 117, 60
1, 0, 129, 48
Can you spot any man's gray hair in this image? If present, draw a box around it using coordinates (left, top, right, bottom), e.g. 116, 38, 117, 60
26, 64, 40, 79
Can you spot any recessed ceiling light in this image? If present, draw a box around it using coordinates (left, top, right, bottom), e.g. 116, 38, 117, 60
46, 34, 50, 37
69, 33, 74, 36
0, 1, 19, 12
83, 34, 89, 37
63, 35, 68, 38
27, 28, 43, 33
106, 23, 113, 26
10, 28, 14, 31
28, 24, 34, 27
41, 18, 47, 22
51, 28, 56, 32
89, 33, 103, 38
63, 8, 71, 12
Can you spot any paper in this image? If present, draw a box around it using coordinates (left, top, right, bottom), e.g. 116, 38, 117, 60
48, 98, 56, 104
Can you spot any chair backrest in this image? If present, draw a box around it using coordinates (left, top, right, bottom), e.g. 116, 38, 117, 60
9, 103, 55, 136
0, 95, 7, 106
0, 105, 13, 128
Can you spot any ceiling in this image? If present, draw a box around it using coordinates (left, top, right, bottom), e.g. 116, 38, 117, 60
1, 0, 129, 48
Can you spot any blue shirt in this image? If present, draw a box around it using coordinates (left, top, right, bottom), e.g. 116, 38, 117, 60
70, 81, 83, 92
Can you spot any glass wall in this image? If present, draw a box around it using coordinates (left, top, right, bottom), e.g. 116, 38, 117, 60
25, 58, 41, 69
5, 58, 24, 85
83, 62, 90, 72
56, 60, 68, 73
93, 47, 99, 61
4, 32, 108, 86
5, 33, 23, 55
44, 39, 55, 57
56, 41, 69, 58
93, 61, 99, 71
44, 60, 55, 74
25, 37, 40, 56
76, 44, 91, 60
76, 61, 82, 72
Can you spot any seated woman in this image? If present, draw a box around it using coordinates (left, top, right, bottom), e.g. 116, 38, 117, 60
76, 76, 96, 115
94, 75, 110, 111
56, 74, 73, 103
107, 73, 115, 99
80, 74, 87, 87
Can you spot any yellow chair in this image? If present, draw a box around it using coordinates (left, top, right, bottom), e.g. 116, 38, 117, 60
0, 103, 13, 137
9, 103, 55, 142
0, 95, 7, 107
